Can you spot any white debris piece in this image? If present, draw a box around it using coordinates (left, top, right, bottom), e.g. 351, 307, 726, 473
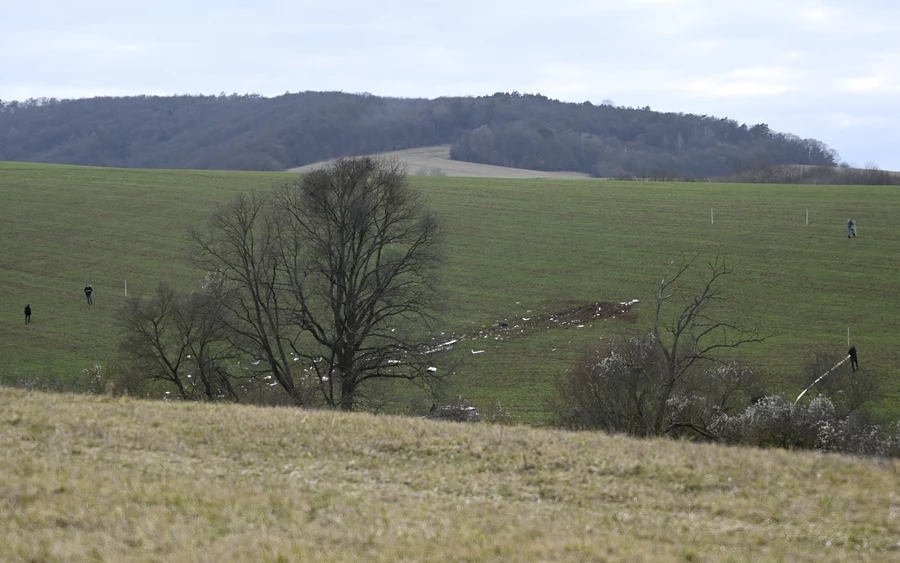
471, 349, 485, 354
427, 367, 438, 372
425, 339, 458, 354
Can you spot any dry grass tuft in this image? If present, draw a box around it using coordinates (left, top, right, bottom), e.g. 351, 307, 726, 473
1, 388, 899, 561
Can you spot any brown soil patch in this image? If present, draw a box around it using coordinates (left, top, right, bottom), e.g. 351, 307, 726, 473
428, 300, 639, 351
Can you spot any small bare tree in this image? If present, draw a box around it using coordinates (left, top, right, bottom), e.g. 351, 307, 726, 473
190, 192, 313, 406
649, 255, 769, 435
119, 282, 239, 401
553, 255, 768, 438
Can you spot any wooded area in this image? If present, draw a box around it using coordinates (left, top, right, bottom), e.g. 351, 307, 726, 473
0, 91, 838, 177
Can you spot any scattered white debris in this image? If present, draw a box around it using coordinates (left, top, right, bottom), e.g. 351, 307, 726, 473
471, 349, 485, 354
620, 299, 640, 306
577, 324, 584, 328
522, 317, 531, 321
251, 360, 261, 365
425, 339, 457, 354
427, 367, 438, 372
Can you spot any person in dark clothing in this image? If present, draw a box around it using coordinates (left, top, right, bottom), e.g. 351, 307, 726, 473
847, 218, 856, 238
849, 345, 858, 371
84, 285, 93, 305
24, 304, 31, 323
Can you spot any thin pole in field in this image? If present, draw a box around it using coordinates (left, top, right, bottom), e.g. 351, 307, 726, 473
847, 327, 850, 347
806, 209, 808, 225
711, 208, 714, 224
125, 280, 127, 297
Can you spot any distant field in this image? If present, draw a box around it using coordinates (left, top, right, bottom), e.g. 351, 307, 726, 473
288, 145, 592, 179
2, 387, 898, 561
2, 161, 900, 422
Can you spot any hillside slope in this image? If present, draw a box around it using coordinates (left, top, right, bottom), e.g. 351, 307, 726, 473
289, 145, 591, 179
1, 387, 898, 562
0, 91, 838, 176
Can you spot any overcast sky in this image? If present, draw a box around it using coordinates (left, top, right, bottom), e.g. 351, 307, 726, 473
2, 0, 898, 170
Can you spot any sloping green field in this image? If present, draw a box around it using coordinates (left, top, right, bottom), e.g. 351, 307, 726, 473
1, 161, 899, 421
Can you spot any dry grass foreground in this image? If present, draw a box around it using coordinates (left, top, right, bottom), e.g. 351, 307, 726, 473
1, 388, 898, 562
288, 145, 592, 179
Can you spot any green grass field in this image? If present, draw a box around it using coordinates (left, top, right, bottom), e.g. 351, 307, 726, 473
2, 387, 899, 561
2, 161, 899, 422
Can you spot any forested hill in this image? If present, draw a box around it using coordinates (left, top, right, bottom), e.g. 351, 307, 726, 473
0, 91, 838, 177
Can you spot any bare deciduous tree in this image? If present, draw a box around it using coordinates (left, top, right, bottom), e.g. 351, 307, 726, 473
552, 256, 768, 438
190, 191, 312, 405
649, 255, 769, 435
188, 157, 446, 411
119, 282, 238, 401
274, 157, 446, 411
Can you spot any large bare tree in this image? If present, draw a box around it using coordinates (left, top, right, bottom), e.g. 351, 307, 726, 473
274, 157, 445, 410
188, 157, 446, 410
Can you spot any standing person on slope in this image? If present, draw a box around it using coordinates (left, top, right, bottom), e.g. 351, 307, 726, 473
84, 284, 93, 305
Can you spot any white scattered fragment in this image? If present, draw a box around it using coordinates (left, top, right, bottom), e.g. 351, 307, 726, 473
251, 360, 261, 365
388, 359, 402, 364
187, 374, 192, 378
471, 349, 485, 354
187, 355, 192, 359
425, 339, 458, 354
619, 299, 640, 306
293, 357, 300, 362
522, 317, 531, 321
577, 324, 584, 328
551, 348, 557, 352
427, 367, 438, 372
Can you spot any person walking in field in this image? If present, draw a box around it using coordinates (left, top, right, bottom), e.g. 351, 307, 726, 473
84, 284, 93, 305
849, 345, 859, 372
848, 218, 856, 238
24, 304, 31, 323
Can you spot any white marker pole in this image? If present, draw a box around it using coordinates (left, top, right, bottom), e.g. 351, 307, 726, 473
711, 208, 714, 224
847, 327, 850, 347
806, 209, 809, 225
125, 280, 127, 297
